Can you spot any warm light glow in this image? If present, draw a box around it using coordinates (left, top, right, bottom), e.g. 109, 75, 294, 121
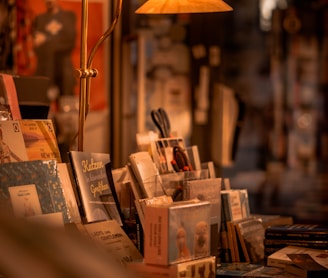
135, 0, 233, 14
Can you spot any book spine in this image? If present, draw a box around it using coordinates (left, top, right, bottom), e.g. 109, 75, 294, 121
266, 257, 291, 269
265, 231, 328, 241
234, 223, 251, 263
264, 239, 328, 250
219, 197, 232, 263
68, 153, 87, 223
227, 221, 239, 262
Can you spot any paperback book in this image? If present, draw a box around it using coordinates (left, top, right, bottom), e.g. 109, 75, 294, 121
20, 119, 61, 163
81, 220, 143, 266
0, 120, 28, 163
267, 245, 328, 269
68, 151, 123, 225
284, 253, 328, 278
0, 159, 71, 223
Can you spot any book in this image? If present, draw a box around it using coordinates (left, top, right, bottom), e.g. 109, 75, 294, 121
105, 162, 126, 226
232, 217, 265, 264
68, 151, 123, 225
227, 221, 240, 263
284, 253, 328, 278
0, 120, 28, 163
184, 178, 222, 257
201, 161, 216, 178
219, 197, 232, 263
111, 166, 131, 209
185, 145, 202, 171
264, 238, 328, 251
267, 245, 328, 269
221, 190, 243, 222
20, 119, 62, 163
144, 199, 211, 265
216, 263, 263, 277
239, 189, 250, 219
57, 162, 82, 224
81, 220, 143, 266
216, 263, 300, 277
129, 256, 216, 278
129, 151, 165, 198
265, 224, 328, 241
232, 220, 251, 263
253, 214, 293, 229
0, 73, 21, 120
0, 159, 71, 223
160, 170, 209, 201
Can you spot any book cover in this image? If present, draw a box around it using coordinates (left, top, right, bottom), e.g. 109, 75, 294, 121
267, 245, 328, 269
0, 159, 71, 223
82, 220, 143, 266
227, 221, 240, 263
68, 151, 123, 225
20, 119, 61, 163
216, 263, 263, 277
0, 120, 28, 163
129, 256, 216, 278
253, 214, 293, 229
0, 73, 21, 120
265, 224, 328, 241
216, 263, 300, 277
232, 220, 251, 263
239, 189, 250, 219
284, 253, 328, 278
184, 178, 222, 257
221, 190, 243, 222
57, 162, 82, 224
233, 217, 265, 264
8, 184, 43, 218
144, 199, 211, 265
185, 145, 202, 171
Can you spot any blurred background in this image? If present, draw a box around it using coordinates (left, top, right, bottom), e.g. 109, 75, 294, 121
1, 0, 327, 224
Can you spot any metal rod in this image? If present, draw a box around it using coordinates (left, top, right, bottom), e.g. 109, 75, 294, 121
77, 0, 88, 151
76, 0, 122, 152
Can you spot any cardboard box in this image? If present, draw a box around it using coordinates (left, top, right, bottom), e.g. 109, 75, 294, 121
144, 199, 211, 265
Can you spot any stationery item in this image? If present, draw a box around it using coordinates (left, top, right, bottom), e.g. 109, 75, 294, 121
172, 145, 193, 172
151, 107, 171, 138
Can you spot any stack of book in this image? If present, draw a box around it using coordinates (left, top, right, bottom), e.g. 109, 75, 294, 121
219, 187, 267, 264
264, 223, 328, 258
218, 187, 294, 264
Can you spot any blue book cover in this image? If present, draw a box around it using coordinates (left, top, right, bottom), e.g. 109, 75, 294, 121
0, 159, 71, 223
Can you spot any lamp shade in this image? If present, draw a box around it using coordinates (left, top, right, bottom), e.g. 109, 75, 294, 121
135, 0, 233, 14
